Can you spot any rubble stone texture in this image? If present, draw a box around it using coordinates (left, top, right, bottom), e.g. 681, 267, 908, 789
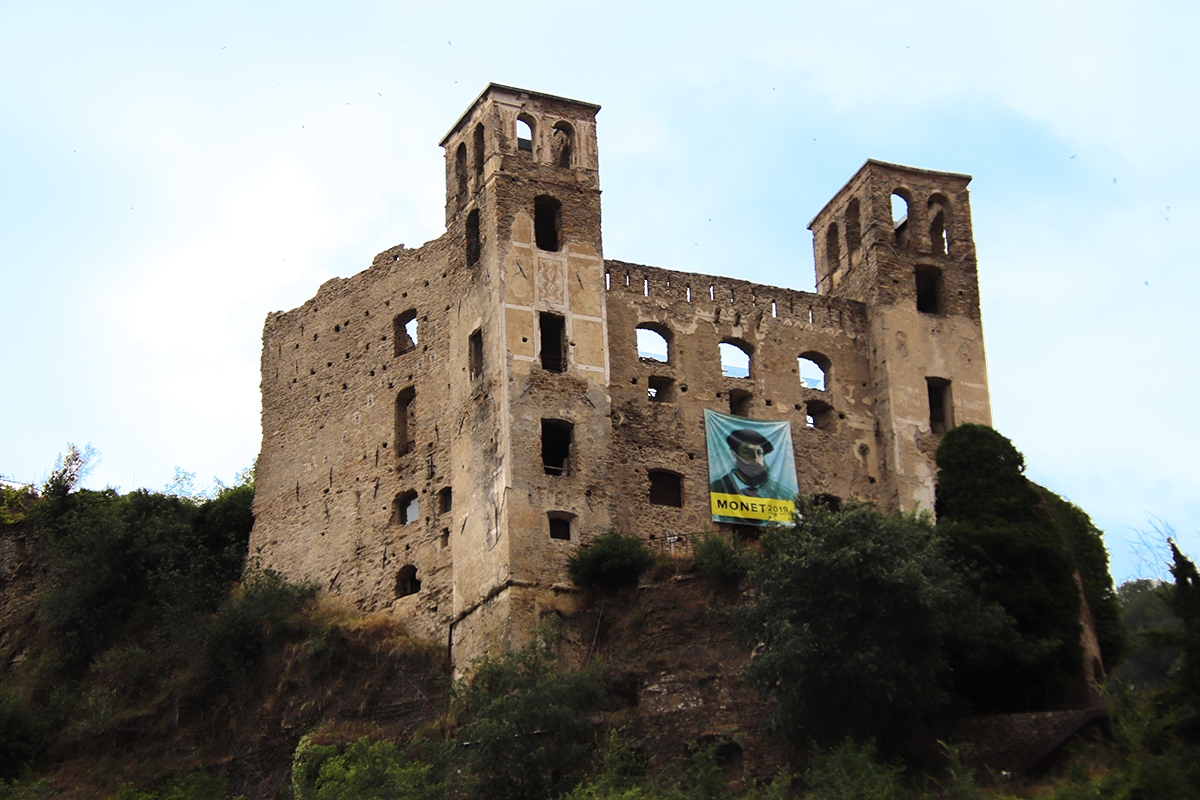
249, 84, 992, 666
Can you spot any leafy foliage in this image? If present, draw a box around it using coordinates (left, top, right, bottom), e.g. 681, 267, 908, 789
0, 692, 42, 781
1151, 541, 1200, 743
730, 499, 1011, 753
568, 534, 654, 593
1118, 579, 1181, 689
801, 740, 907, 800
292, 736, 437, 800
692, 534, 750, 587
452, 626, 604, 800
934, 424, 1038, 525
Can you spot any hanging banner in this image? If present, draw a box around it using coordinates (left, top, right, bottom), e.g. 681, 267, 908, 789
704, 409, 799, 526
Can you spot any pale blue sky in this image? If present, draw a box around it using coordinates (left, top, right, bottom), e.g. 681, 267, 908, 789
3, 2, 1198, 582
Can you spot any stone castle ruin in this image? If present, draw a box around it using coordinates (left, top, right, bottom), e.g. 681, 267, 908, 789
249, 84, 992, 665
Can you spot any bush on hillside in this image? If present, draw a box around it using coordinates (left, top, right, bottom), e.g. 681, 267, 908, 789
568, 534, 655, 593
692, 534, 750, 587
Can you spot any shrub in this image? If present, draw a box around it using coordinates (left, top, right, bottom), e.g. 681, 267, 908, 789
0, 691, 42, 781
292, 736, 436, 800
568, 535, 654, 592
801, 740, 908, 800
692, 534, 749, 587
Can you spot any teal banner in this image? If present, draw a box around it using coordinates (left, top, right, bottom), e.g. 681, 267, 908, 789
704, 409, 799, 526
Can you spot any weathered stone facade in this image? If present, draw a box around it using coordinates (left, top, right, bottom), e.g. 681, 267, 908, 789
249, 85, 993, 665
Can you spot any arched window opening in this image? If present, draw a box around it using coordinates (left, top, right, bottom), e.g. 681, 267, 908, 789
814, 493, 842, 512
551, 121, 574, 168
395, 564, 421, 597
541, 419, 573, 476
395, 387, 416, 456
825, 222, 841, 270
438, 486, 453, 514
928, 194, 950, 255
719, 340, 751, 378
394, 491, 419, 525
516, 115, 534, 153
636, 323, 671, 363
472, 123, 485, 177
891, 191, 911, 249
548, 511, 574, 541
648, 470, 683, 507
466, 208, 481, 266
915, 265, 942, 314
534, 195, 561, 251
729, 388, 752, 417
394, 309, 418, 356
798, 353, 829, 391
647, 375, 675, 403
455, 143, 468, 201
539, 312, 566, 373
805, 398, 835, 431
927, 377, 953, 434
845, 198, 862, 255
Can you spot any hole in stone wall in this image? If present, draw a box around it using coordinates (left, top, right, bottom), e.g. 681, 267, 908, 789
551, 121, 574, 168
539, 312, 566, 373
916, 264, 942, 314
927, 377, 953, 434
825, 222, 841, 270
473, 122, 485, 176
728, 388, 752, 417
534, 195, 561, 252
798, 353, 829, 392
636, 323, 671, 363
466, 208, 481, 266
648, 470, 683, 507
845, 197, 862, 255
395, 564, 421, 597
928, 193, 950, 255
542, 419, 573, 476
648, 375, 675, 403
394, 309, 418, 356
438, 486, 452, 513
394, 491, 419, 525
455, 142, 467, 201
548, 511, 574, 541
892, 191, 911, 248
719, 340, 751, 378
516, 116, 534, 153
806, 398, 835, 431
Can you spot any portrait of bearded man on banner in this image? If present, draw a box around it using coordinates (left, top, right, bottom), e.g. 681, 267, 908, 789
710, 428, 791, 499
704, 409, 799, 526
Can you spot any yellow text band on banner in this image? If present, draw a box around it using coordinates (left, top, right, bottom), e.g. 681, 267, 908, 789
709, 494, 795, 523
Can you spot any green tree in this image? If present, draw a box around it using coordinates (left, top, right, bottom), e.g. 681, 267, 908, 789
1118, 579, 1181, 690
452, 626, 604, 800
292, 736, 437, 800
1151, 541, 1200, 743
730, 499, 1010, 753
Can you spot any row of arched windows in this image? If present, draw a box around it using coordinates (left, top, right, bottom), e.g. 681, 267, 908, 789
634, 323, 830, 390
515, 114, 575, 168
822, 190, 954, 271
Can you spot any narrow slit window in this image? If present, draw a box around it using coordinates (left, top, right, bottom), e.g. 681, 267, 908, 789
539, 312, 566, 373
548, 512, 574, 541
915, 265, 942, 314
472, 122, 485, 176
719, 340, 751, 378
892, 191, 911, 248
534, 195, 561, 251
928, 194, 950, 255
541, 419, 573, 476
648, 470, 683, 507
395, 564, 421, 597
394, 309, 418, 356
466, 208, 481, 266
469, 328, 484, 379
455, 143, 468, 201
395, 387, 415, 456
927, 377, 953, 434
845, 198, 862, 255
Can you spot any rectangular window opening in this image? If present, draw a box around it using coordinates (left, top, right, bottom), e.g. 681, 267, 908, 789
648, 375, 675, 403
394, 309, 418, 356
395, 387, 416, 456
539, 312, 566, 373
542, 419, 573, 476
548, 513, 573, 541
916, 265, 942, 314
648, 470, 683, 507
927, 377, 953, 434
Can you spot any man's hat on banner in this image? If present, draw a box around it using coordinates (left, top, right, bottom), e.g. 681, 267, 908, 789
726, 428, 774, 454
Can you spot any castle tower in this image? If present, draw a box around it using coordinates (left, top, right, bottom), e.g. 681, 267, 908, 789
437, 85, 612, 657
808, 161, 992, 511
